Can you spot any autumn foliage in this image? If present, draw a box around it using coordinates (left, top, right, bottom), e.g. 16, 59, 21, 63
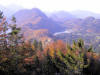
0, 11, 100, 75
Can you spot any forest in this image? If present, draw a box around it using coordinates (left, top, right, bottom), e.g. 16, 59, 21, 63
0, 11, 100, 75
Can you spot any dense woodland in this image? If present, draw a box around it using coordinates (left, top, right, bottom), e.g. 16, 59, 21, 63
0, 11, 100, 75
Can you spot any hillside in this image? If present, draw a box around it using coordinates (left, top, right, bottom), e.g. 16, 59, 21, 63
23, 29, 53, 44
59, 17, 100, 33
12, 9, 100, 48
14, 8, 64, 33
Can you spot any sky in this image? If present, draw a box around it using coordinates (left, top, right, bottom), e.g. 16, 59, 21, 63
0, 0, 100, 13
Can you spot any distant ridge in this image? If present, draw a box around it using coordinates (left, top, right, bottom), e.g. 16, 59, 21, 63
71, 10, 100, 19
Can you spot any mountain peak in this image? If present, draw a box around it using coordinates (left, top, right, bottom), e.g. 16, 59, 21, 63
48, 11, 76, 22
14, 8, 47, 18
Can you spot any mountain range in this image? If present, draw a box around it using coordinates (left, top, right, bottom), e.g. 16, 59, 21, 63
71, 10, 100, 18
1, 6, 100, 43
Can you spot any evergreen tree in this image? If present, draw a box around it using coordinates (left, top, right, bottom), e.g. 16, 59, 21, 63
33, 40, 38, 51
53, 39, 89, 75
38, 41, 43, 51
8, 16, 22, 46
41, 50, 58, 75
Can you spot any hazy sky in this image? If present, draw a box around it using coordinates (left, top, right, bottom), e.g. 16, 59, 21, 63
0, 0, 100, 13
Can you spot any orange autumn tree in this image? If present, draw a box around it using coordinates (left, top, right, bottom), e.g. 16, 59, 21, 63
44, 40, 66, 57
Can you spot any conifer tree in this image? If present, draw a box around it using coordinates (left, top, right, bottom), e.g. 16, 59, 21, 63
53, 39, 89, 75
33, 40, 38, 51
38, 41, 43, 51
8, 16, 22, 46
41, 50, 58, 75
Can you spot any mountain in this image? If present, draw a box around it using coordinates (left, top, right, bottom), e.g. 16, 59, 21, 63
14, 8, 64, 33
71, 10, 100, 19
57, 16, 100, 33
14, 8, 100, 42
48, 10, 100, 22
48, 11, 76, 22
13, 8, 65, 42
